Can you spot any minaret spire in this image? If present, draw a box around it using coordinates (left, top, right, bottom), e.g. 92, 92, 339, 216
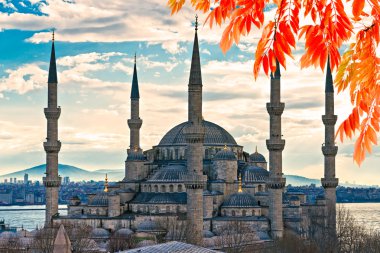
321, 55, 339, 238
43, 31, 62, 225
266, 58, 286, 238
123, 54, 146, 183
183, 15, 207, 246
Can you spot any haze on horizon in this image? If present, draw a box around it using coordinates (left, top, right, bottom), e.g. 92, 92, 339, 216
0, 0, 379, 186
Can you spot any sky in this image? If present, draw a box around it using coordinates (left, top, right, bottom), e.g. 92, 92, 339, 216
0, 0, 379, 186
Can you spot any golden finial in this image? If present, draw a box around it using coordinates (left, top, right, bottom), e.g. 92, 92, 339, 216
195, 14, 198, 31
238, 174, 243, 193
104, 174, 109, 193
224, 144, 227, 150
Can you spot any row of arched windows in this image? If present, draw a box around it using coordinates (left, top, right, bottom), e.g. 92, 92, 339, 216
143, 184, 183, 193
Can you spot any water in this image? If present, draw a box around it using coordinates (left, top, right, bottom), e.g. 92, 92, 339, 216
0, 203, 378, 231
0, 205, 67, 231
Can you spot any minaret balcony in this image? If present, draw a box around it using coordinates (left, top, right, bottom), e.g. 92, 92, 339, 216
188, 83, 202, 92
321, 178, 339, 188
322, 145, 338, 156
128, 119, 142, 129
43, 177, 62, 188
266, 139, 285, 151
44, 108, 61, 120
266, 177, 286, 189
44, 141, 61, 153
266, 103, 285, 116
184, 174, 207, 189
322, 115, 337, 125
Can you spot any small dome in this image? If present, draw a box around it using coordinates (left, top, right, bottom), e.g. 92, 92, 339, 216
222, 193, 257, 208
203, 230, 215, 238
137, 220, 164, 232
242, 165, 269, 182
127, 151, 145, 161
115, 228, 134, 237
1, 231, 17, 239
148, 165, 187, 182
70, 195, 80, 200
90, 192, 109, 206
91, 228, 110, 239
250, 150, 266, 163
214, 148, 236, 160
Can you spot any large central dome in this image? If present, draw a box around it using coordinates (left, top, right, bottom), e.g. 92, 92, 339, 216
158, 120, 237, 146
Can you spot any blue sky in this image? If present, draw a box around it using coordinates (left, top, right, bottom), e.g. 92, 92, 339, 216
0, 0, 379, 185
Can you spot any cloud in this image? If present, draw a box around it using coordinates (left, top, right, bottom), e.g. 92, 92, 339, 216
0, 64, 46, 95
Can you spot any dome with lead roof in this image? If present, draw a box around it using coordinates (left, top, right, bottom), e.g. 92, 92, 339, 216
214, 148, 236, 160
242, 165, 269, 182
158, 120, 237, 146
148, 165, 187, 182
222, 193, 257, 208
249, 150, 266, 163
91, 228, 110, 239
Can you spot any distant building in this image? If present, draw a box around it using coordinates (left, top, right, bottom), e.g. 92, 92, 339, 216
3, 179, 7, 184
0, 190, 13, 205
9, 178, 12, 184
24, 174, 29, 185
13, 178, 17, 184
25, 192, 35, 204
63, 177, 70, 185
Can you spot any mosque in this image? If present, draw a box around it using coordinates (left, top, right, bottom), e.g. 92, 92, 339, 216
44, 17, 338, 246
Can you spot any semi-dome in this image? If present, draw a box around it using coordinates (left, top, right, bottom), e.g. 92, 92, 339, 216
115, 228, 134, 237
148, 165, 186, 182
250, 150, 266, 163
214, 148, 236, 160
222, 193, 257, 208
242, 165, 269, 182
91, 228, 110, 239
89, 192, 109, 206
158, 120, 237, 146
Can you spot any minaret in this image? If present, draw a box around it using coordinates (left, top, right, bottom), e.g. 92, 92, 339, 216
43, 31, 62, 225
183, 15, 207, 245
128, 54, 142, 152
321, 57, 339, 234
266, 60, 286, 238
123, 55, 146, 184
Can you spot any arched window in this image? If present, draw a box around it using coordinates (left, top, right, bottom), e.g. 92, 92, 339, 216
166, 206, 170, 213
154, 185, 158, 192
176, 206, 180, 213
223, 210, 226, 216
258, 185, 263, 192
257, 200, 261, 206
169, 185, 174, 192
81, 209, 84, 215
155, 206, 159, 213
161, 185, 166, 192
252, 210, 255, 216
148, 185, 152, 192
242, 210, 246, 217
232, 210, 236, 216
178, 185, 183, 192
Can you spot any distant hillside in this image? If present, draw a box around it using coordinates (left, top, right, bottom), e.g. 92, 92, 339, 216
284, 175, 321, 186
0, 164, 123, 182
